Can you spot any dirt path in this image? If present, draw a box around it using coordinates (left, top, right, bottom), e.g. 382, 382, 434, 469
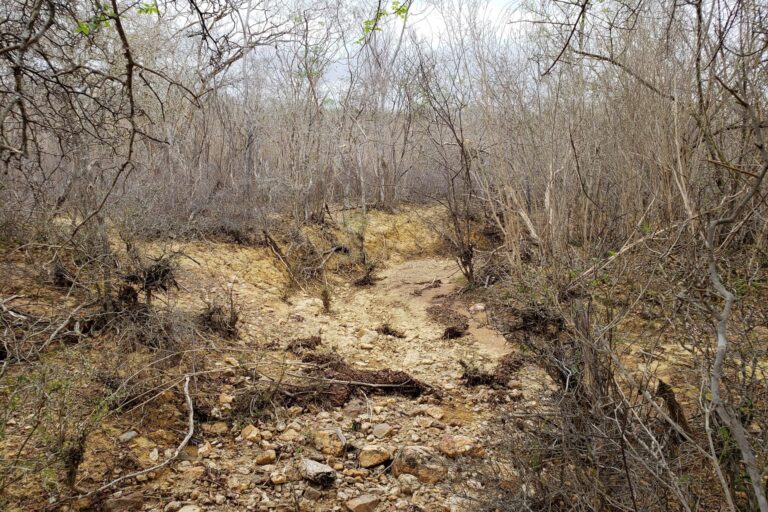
271, 257, 510, 388
70, 253, 554, 512
129, 255, 531, 512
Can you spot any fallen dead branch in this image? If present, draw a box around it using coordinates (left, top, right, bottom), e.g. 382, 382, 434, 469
300, 352, 429, 405
231, 352, 430, 412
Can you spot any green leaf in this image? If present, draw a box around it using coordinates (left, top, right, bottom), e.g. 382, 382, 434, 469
392, 1, 410, 20
75, 21, 90, 36
137, 2, 159, 15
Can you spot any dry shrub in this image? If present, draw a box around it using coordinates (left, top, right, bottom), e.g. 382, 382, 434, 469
458, 360, 497, 386
199, 290, 240, 339
320, 286, 332, 312
114, 304, 195, 351
50, 258, 75, 289
123, 253, 181, 304
464, 297, 720, 511
496, 303, 566, 338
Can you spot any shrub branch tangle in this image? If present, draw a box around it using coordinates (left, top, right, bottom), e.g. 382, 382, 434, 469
1, 0, 768, 509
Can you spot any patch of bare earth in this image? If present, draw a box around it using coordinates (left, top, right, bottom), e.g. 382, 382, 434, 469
1, 210, 558, 512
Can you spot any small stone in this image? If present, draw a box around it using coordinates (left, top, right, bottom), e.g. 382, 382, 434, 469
270, 470, 288, 485
415, 417, 433, 428
149, 447, 159, 462
197, 441, 213, 458
437, 434, 484, 458
279, 428, 301, 442
469, 303, 486, 314
164, 501, 182, 512
255, 449, 277, 465
104, 492, 145, 512
118, 431, 138, 443
358, 445, 391, 468
345, 494, 381, 512
178, 506, 202, 512
343, 468, 370, 478
314, 428, 347, 456
424, 406, 444, 420
215, 494, 226, 504
241, 424, 262, 442
359, 330, 379, 344
304, 486, 323, 500
299, 458, 336, 487
391, 446, 447, 484
372, 424, 392, 438
397, 474, 420, 495
205, 421, 229, 434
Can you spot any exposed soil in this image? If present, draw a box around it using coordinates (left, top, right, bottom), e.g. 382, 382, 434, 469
0, 209, 558, 512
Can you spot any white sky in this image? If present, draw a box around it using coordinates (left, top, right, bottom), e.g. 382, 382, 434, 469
407, 0, 519, 43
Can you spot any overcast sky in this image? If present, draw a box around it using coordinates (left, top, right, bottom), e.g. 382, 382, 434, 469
407, 0, 518, 43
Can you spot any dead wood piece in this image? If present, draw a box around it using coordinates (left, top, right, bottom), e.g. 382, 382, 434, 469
300, 352, 429, 406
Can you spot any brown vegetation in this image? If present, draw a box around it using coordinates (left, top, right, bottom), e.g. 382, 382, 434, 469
1, 0, 767, 510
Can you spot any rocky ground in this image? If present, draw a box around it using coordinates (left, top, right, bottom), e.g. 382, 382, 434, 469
83, 254, 557, 512
1, 209, 559, 512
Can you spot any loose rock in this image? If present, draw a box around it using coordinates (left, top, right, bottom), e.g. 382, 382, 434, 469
241, 424, 261, 442
346, 494, 381, 512
372, 424, 392, 438
358, 445, 391, 468
437, 434, 484, 458
164, 501, 182, 512
397, 473, 420, 495
299, 458, 337, 487
314, 428, 347, 456
391, 446, 448, 484
255, 449, 277, 465
118, 431, 138, 443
